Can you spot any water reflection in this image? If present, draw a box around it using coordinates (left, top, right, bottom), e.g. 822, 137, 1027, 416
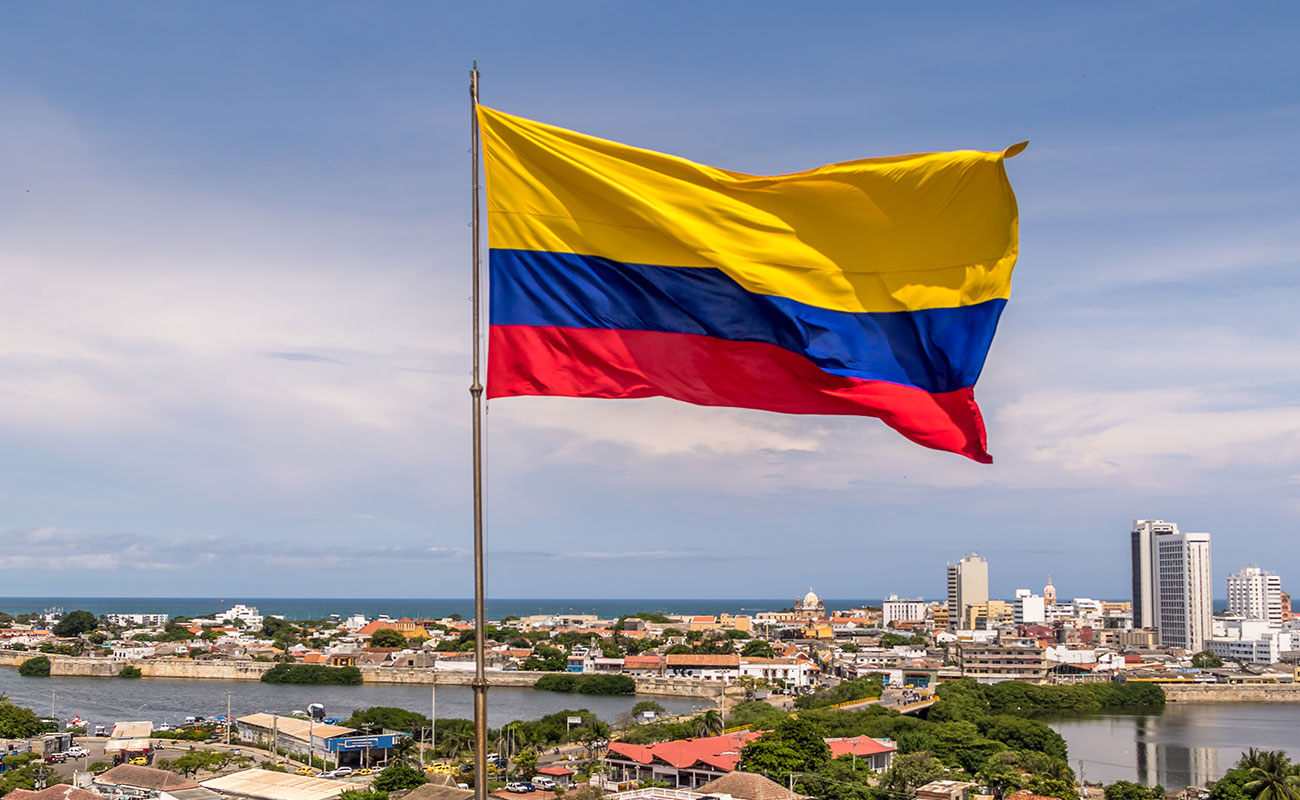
1052, 704, 1300, 789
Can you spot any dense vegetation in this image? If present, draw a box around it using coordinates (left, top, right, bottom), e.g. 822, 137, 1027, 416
0, 701, 45, 739
260, 663, 362, 684
931, 678, 1165, 718
1207, 749, 1300, 800
17, 656, 50, 677
118, 664, 143, 678
795, 675, 886, 710
534, 673, 635, 695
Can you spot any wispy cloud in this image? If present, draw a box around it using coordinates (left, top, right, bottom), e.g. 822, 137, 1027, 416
268, 352, 345, 365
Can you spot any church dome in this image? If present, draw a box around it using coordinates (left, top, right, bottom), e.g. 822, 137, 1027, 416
802, 588, 821, 607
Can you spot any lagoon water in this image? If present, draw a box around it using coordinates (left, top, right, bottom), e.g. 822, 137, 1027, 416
1049, 704, 1300, 789
0, 670, 705, 729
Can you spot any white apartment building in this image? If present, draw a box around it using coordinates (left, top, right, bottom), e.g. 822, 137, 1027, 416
947, 554, 988, 632
882, 595, 927, 628
106, 613, 170, 628
1207, 618, 1293, 664
218, 604, 264, 629
1131, 519, 1213, 651
1013, 590, 1046, 625
1227, 566, 1283, 624
1156, 530, 1213, 652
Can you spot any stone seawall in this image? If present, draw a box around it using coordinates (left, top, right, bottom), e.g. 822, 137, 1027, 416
0, 651, 721, 698
1163, 683, 1300, 703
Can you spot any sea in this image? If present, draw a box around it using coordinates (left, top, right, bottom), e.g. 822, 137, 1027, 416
0, 597, 884, 620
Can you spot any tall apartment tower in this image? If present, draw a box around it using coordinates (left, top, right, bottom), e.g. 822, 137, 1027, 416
1131, 519, 1179, 628
947, 553, 989, 630
1227, 565, 1283, 623
1131, 519, 1212, 651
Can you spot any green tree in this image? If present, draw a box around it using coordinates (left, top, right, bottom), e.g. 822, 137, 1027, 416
370, 629, 408, 649
1193, 650, 1225, 668
52, 610, 98, 637
344, 707, 430, 735
118, 665, 143, 679
514, 748, 539, 778
631, 701, 664, 716
1104, 781, 1162, 800
881, 751, 951, 794
17, 657, 50, 677
338, 791, 388, 800
1242, 751, 1300, 800
695, 710, 724, 738
1213, 768, 1253, 800
742, 640, 776, 659
373, 762, 427, 792
738, 717, 831, 778
0, 701, 45, 739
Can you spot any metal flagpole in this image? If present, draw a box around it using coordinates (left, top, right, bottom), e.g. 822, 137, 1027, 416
469, 61, 489, 800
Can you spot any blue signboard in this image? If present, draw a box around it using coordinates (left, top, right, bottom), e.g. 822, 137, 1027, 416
315, 734, 403, 753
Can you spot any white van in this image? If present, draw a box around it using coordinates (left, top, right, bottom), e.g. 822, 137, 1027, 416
531, 777, 556, 790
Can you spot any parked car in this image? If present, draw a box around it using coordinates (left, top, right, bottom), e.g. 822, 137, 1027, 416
67, 746, 89, 758
44, 753, 67, 764
505, 783, 531, 794
129, 757, 149, 766
205, 736, 221, 744
333, 767, 354, 778
356, 768, 372, 776
295, 767, 314, 776
519, 783, 537, 793
531, 777, 556, 790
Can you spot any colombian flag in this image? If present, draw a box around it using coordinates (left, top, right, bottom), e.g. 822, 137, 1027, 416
479, 107, 1024, 463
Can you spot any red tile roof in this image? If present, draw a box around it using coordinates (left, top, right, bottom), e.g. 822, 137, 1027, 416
607, 732, 761, 772
623, 655, 664, 668
536, 766, 574, 776
826, 736, 895, 758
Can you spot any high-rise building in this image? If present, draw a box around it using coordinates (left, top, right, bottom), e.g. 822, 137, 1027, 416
1226, 566, 1283, 623
1013, 589, 1046, 625
1131, 519, 1179, 628
947, 553, 988, 630
1156, 530, 1213, 652
1131, 519, 1213, 652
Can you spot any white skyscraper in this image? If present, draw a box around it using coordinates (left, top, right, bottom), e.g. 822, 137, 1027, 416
1131, 519, 1179, 628
1156, 530, 1213, 652
947, 553, 989, 630
1131, 519, 1213, 652
1013, 589, 1046, 625
1227, 566, 1283, 623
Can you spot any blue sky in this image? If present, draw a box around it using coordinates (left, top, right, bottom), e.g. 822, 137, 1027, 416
1, 2, 1298, 600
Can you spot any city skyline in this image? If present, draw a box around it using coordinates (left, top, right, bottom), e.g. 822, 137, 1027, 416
2, 4, 1299, 597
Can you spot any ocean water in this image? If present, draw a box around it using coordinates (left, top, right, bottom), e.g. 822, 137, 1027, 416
0, 597, 883, 621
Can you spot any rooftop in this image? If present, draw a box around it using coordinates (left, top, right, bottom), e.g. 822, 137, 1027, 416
201, 769, 348, 800
94, 764, 199, 792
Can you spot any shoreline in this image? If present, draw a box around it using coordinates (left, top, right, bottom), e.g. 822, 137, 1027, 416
0, 651, 725, 700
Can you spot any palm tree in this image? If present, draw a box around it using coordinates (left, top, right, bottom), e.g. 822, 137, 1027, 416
1243, 751, 1300, 800
579, 722, 611, 758
695, 710, 724, 738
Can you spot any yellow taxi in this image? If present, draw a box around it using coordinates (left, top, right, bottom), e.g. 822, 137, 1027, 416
129, 757, 149, 766
295, 767, 314, 776
357, 768, 373, 776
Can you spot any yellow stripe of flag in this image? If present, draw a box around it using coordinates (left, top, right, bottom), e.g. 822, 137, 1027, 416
479, 106, 1024, 315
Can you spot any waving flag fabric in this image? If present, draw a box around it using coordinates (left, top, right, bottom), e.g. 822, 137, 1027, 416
478, 106, 1024, 462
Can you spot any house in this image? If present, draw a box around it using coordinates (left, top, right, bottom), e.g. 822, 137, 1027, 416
696, 772, 810, 800
664, 654, 740, 682
738, 657, 819, 688
201, 770, 347, 800
825, 736, 895, 771
93, 765, 199, 799
534, 766, 576, 788
622, 656, 664, 676
235, 714, 402, 768
915, 781, 976, 800
397, 784, 474, 800
605, 733, 761, 788
4, 787, 103, 800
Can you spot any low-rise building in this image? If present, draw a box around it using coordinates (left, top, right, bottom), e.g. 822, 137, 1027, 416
956, 643, 1047, 684
915, 781, 976, 800
201, 770, 347, 800
664, 654, 739, 682
93, 765, 198, 799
